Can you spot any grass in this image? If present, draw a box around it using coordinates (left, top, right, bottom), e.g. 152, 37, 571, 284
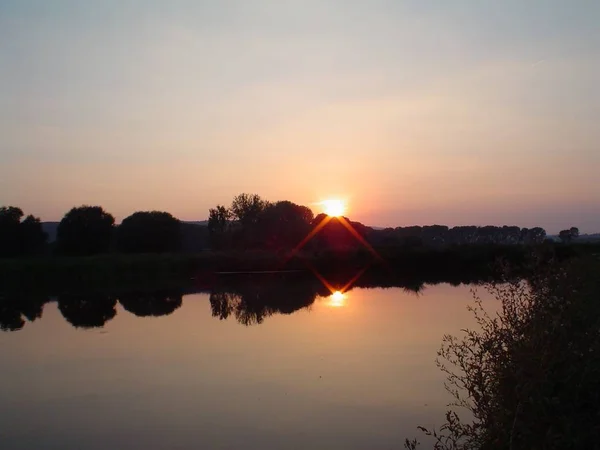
0, 242, 597, 293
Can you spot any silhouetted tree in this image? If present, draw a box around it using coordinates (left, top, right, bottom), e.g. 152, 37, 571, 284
559, 227, 580, 244
20, 215, 48, 255
116, 211, 181, 253
529, 227, 547, 244
257, 201, 314, 250
208, 193, 271, 249
570, 227, 580, 239
0, 206, 47, 257
521, 227, 547, 244
119, 290, 182, 317
230, 193, 268, 227
208, 205, 231, 249
0, 206, 23, 257
58, 294, 117, 328
56, 206, 115, 255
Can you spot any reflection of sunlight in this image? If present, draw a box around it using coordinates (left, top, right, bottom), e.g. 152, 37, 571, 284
328, 290, 347, 308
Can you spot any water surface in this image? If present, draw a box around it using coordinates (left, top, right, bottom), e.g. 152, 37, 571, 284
0, 284, 494, 449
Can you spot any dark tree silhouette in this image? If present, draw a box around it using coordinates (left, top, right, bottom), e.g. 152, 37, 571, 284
0, 206, 47, 257
257, 200, 314, 250
58, 294, 117, 328
20, 215, 48, 255
119, 290, 182, 317
208, 205, 230, 233
369, 224, 548, 248
230, 193, 268, 227
524, 227, 547, 244
116, 211, 181, 253
559, 227, 580, 244
0, 206, 24, 257
570, 227, 580, 239
208, 205, 231, 249
57, 206, 115, 255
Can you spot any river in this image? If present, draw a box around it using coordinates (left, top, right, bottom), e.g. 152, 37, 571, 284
0, 282, 496, 449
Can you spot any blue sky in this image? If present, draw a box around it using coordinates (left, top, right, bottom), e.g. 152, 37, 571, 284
1, 0, 599, 232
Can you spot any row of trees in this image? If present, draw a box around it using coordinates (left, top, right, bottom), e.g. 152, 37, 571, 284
0, 205, 182, 257
0, 196, 584, 257
371, 224, 548, 248
208, 194, 557, 251
58, 207, 182, 255
208, 193, 314, 250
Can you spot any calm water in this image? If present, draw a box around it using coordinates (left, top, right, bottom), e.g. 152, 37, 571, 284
0, 284, 494, 450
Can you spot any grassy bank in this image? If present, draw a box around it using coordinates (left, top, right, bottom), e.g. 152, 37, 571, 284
0, 242, 597, 292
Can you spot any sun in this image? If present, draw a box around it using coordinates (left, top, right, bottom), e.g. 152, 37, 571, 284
321, 199, 346, 217
328, 290, 346, 307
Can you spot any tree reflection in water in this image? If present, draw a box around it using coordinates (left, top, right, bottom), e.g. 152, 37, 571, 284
1, 266, 493, 332
119, 290, 183, 317
209, 278, 319, 326
0, 293, 47, 331
58, 294, 117, 329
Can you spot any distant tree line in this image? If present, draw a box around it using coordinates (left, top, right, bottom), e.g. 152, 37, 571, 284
0, 205, 182, 257
370, 224, 548, 248
0, 196, 584, 258
207, 193, 555, 252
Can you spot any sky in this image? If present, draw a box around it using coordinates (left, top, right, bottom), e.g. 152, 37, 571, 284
1, 0, 599, 233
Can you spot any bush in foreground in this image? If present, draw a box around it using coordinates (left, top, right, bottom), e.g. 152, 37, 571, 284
405, 258, 600, 449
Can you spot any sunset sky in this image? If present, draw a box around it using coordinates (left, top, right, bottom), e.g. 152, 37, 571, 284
1, 0, 599, 233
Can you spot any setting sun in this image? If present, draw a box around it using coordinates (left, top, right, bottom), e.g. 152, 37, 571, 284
328, 290, 347, 307
321, 199, 346, 217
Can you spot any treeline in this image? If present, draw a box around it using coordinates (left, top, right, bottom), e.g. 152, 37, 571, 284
207, 193, 557, 251
0, 205, 183, 257
371, 224, 548, 247
0, 194, 583, 258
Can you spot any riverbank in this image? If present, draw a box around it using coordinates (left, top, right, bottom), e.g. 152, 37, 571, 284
0, 242, 597, 292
